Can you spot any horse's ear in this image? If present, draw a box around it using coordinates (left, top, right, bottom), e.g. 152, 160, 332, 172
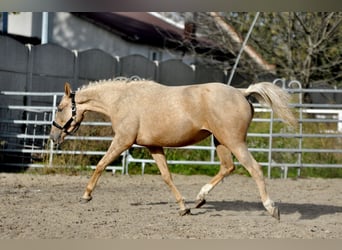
64, 82, 72, 97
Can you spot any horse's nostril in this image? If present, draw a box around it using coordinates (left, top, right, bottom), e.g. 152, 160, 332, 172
49, 131, 61, 144
49, 133, 56, 141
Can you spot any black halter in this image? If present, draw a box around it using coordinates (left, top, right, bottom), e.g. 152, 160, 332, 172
52, 92, 79, 135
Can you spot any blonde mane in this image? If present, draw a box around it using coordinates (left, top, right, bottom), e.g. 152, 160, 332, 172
77, 76, 152, 91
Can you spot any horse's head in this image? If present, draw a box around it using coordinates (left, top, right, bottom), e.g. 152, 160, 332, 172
50, 82, 84, 144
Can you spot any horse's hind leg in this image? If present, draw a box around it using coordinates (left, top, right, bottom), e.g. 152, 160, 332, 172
148, 146, 191, 216
231, 142, 280, 220
195, 141, 235, 208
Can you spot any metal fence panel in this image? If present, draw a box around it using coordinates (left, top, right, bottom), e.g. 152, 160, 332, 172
1, 81, 341, 178
31, 44, 76, 80
195, 65, 226, 83
77, 48, 118, 85
0, 36, 341, 178
119, 54, 157, 81
158, 59, 195, 85
0, 36, 30, 154
0, 36, 29, 74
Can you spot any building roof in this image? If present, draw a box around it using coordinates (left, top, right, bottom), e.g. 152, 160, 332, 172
0, 31, 41, 45
72, 12, 234, 62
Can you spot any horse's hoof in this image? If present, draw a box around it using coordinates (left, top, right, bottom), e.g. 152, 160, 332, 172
80, 196, 92, 203
178, 208, 191, 216
272, 206, 280, 221
195, 198, 206, 208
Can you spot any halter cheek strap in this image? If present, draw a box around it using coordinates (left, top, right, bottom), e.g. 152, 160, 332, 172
52, 92, 79, 135
52, 118, 74, 132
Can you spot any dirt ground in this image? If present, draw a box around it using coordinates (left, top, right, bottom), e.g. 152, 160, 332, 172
0, 172, 341, 239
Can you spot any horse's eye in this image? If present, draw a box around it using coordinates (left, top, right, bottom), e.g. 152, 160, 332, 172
57, 107, 62, 112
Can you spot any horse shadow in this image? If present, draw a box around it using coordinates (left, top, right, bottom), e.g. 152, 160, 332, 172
203, 200, 342, 220
143, 200, 342, 220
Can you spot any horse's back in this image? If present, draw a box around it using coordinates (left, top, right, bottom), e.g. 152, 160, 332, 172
126, 81, 251, 119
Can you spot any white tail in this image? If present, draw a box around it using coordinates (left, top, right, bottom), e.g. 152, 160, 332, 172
242, 82, 297, 127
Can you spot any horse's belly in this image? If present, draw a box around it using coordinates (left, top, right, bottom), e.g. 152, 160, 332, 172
136, 128, 211, 147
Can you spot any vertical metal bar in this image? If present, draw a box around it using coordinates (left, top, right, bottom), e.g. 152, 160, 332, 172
42, 112, 48, 149
267, 101, 274, 178
142, 162, 145, 175
72, 49, 78, 85
210, 135, 215, 163
288, 80, 302, 177
22, 112, 30, 164
124, 150, 129, 175
2, 12, 8, 34
297, 83, 303, 177
227, 12, 260, 85
121, 150, 127, 175
338, 111, 342, 133
33, 113, 38, 151
49, 94, 57, 166
41, 12, 49, 44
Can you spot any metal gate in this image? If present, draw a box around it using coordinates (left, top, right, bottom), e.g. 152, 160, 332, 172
1, 79, 341, 178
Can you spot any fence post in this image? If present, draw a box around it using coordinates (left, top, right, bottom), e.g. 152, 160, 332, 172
41, 12, 49, 44
288, 80, 303, 177
267, 99, 274, 178
210, 135, 215, 163
339, 111, 342, 133
49, 94, 58, 167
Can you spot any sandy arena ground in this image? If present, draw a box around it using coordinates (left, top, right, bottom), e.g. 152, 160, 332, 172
0, 172, 341, 239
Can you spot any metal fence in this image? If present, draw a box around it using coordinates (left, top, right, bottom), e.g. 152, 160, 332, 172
0, 79, 341, 178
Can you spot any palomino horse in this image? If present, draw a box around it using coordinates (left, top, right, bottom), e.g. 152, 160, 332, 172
50, 79, 297, 220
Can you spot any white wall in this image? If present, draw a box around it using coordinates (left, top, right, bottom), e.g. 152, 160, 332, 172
5, 12, 195, 64
50, 13, 188, 62
8, 12, 42, 38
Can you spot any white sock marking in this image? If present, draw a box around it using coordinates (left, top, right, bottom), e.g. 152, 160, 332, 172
197, 184, 213, 200
263, 198, 275, 210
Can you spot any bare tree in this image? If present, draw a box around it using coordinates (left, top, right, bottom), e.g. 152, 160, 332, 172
218, 12, 342, 87
244, 12, 342, 88
160, 12, 342, 88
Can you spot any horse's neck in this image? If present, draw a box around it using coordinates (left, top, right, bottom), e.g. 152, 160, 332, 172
76, 85, 121, 117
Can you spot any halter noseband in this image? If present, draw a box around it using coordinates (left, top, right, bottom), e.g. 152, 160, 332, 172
52, 92, 79, 135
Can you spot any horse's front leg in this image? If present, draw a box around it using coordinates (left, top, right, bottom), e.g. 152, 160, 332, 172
81, 138, 131, 202
148, 146, 191, 216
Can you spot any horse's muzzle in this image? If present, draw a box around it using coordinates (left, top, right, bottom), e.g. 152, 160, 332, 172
49, 130, 64, 145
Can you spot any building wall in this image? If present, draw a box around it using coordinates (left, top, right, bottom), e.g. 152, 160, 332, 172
7, 12, 42, 38
50, 13, 190, 63
4, 12, 196, 65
